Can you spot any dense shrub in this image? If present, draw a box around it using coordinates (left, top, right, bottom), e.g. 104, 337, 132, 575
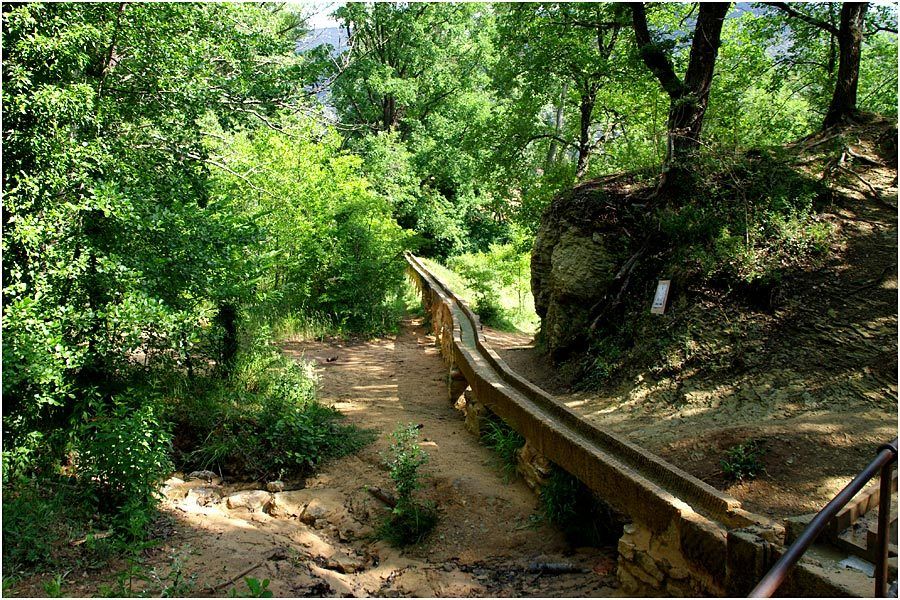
208, 118, 413, 333
168, 348, 371, 480
76, 399, 173, 520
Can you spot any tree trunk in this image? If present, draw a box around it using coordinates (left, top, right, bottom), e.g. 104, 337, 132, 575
546, 82, 568, 167
632, 2, 730, 192
575, 89, 596, 180
824, 2, 868, 128
382, 95, 398, 131
665, 3, 730, 167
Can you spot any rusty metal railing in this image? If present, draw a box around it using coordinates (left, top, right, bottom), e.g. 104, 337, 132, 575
749, 437, 897, 597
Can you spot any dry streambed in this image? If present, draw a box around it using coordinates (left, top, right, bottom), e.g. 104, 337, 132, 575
148, 470, 616, 597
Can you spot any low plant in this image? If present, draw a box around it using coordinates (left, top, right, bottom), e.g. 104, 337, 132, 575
721, 440, 766, 481
480, 416, 525, 480
42, 574, 65, 598
168, 347, 372, 480
76, 396, 173, 527
153, 550, 197, 598
229, 577, 273, 598
378, 424, 438, 546
540, 467, 624, 546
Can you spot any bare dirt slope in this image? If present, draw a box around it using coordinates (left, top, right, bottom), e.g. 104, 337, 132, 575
34, 317, 618, 598
488, 122, 898, 520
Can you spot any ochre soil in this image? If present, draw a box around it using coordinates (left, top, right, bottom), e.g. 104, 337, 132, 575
487, 124, 898, 520
12, 319, 618, 598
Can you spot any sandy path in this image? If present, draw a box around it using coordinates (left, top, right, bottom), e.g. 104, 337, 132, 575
37, 317, 618, 598
277, 316, 618, 596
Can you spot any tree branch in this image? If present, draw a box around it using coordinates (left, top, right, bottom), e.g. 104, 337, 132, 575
630, 3, 686, 99
768, 2, 839, 35
525, 133, 579, 150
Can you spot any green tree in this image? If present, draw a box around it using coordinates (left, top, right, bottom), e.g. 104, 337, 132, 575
630, 2, 732, 192
329, 3, 506, 257
765, 2, 897, 127
2, 1, 309, 501
494, 3, 630, 180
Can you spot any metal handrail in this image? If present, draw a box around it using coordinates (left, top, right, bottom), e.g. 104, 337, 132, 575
749, 438, 898, 597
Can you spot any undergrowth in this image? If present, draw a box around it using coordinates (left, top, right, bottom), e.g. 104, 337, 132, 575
540, 467, 624, 547
3, 319, 374, 588
166, 347, 372, 480
378, 424, 438, 546
480, 415, 525, 480
264, 278, 421, 343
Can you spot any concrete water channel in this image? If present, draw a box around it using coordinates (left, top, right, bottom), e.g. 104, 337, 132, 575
405, 252, 889, 597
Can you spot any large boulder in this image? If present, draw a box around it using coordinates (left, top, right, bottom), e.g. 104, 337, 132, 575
531, 178, 644, 358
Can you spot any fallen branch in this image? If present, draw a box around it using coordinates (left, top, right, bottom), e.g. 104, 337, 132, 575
207, 560, 265, 592
526, 561, 586, 575
368, 486, 397, 508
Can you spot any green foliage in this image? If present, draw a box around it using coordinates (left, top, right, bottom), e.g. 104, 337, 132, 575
42, 574, 65, 598
574, 338, 624, 390
2, 479, 82, 574
449, 254, 504, 323
480, 416, 525, 480
76, 398, 173, 520
1, 474, 159, 581
2, 6, 399, 575
659, 153, 834, 290
379, 424, 438, 546
230, 577, 274, 598
3, 1, 898, 588
168, 347, 371, 480
540, 467, 624, 547
445, 237, 538, 332
1, 1, 316, 534
207, 118, 413, 333
756, 3, 898, 122
721, 440, 766, 482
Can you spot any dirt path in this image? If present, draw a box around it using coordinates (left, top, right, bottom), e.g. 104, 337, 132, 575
54, 317, 617, 598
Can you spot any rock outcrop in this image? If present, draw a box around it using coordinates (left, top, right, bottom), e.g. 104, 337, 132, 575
531, 177, 645, 358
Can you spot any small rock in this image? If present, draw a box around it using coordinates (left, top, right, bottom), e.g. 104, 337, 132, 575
266, 480, 285, 493
302, 499, 330, 524
325, 553, 363, 574
186, 470, 219, 483
225, 490, 272, 512
162, 480, 190, 501
186, 486, 221, 506
270, 490, 311, 517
